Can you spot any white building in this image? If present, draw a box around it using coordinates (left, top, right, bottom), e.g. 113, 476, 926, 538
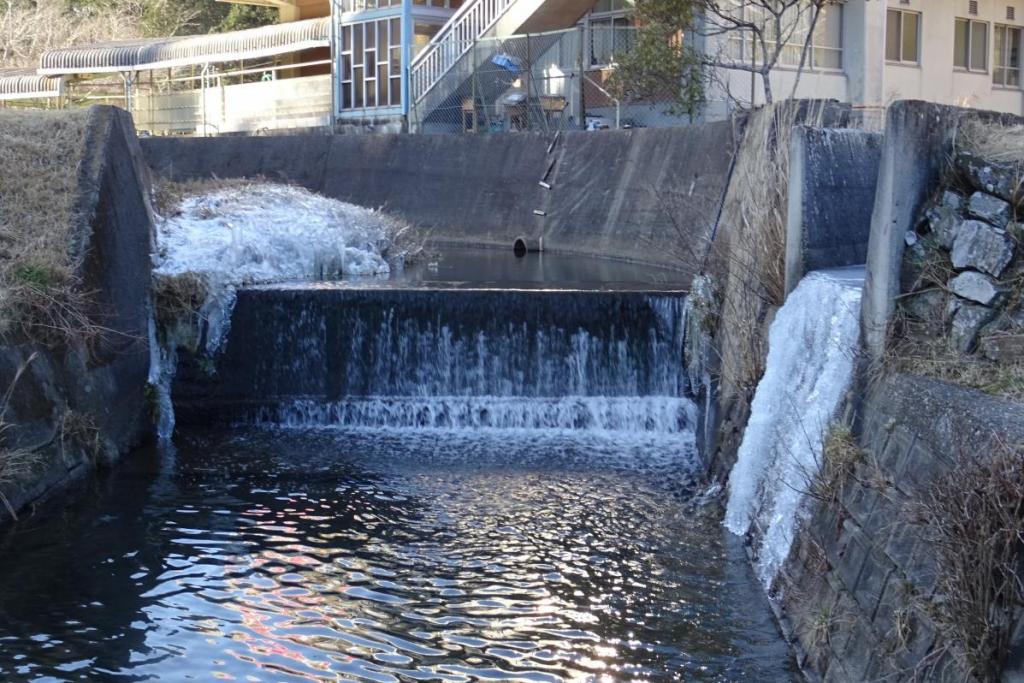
707, 0, 1024, 123
2, 0, 1023, 133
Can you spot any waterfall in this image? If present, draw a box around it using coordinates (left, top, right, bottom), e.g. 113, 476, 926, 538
244, 396, 697, 433
724, 267, 864, 587
174, 289, 696, 441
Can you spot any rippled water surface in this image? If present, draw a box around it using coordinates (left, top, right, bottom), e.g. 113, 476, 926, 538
0, 429, 795, 681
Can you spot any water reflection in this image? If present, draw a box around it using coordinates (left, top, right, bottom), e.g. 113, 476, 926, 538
0, 429, 795, 681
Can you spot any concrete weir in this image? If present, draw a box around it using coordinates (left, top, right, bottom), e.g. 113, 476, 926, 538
9, 97, 1024, 680
172, 286, 689, 428
142, 124, 736, 273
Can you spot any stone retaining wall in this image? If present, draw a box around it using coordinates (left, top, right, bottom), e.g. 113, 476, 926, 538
776, 374, 1024, 682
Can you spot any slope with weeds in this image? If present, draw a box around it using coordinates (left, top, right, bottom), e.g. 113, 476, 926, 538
0, 108, 94, 344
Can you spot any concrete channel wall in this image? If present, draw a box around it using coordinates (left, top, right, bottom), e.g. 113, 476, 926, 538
784, 126, 881, 295
774, 100, 1024, 681
777, 374, 1024, 681
141, 124, 738, 273
0, 106, 154, 522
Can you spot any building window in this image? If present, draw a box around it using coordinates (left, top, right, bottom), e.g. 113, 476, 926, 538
341, 0, 462, 10
587, 1, 635, 66
340, 17, 403, 110
589, 16, 635, 66
811, 4, 843, 69
411, 0, 463, 7
413, 22, 442, 56
954, 18, 990, 71
340, 0, 403, 10
995, 24, 1023, 86
728, 3, 843, 70
886, 9, 920, 64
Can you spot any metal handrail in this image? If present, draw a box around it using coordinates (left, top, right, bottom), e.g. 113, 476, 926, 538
582, 73, 619, 129
409, 0, 517, 104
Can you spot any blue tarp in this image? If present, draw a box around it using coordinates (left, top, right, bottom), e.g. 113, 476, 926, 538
491, 53, 523, 73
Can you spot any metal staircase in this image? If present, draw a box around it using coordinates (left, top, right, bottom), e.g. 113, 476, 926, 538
409, 0, 593, 130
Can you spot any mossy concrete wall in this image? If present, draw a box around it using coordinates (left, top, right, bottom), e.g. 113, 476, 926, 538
141, 125, 738, 274
0, 106, 154, 521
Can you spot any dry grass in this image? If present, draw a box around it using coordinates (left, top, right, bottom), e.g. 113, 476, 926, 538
59, 408, 101, 465
811, 423, 866, 504
906, 439, 1024, 682
0, 108, 94, 344
956, 117, 1024, 165
0, 353, 42, 520
712, 100, 829, 395
885, 335, 1024, 400
152, 177, 257, 218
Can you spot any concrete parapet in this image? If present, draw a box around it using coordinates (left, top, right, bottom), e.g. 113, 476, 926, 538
784, 126, 881, 296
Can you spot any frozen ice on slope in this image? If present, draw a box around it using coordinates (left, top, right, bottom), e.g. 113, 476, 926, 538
153, 183, 400, 353
724, 267, 864, 587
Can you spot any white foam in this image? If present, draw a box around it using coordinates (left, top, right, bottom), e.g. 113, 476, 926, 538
153, 183, 399, 353
244, 395, 699, 433
724, 267, 864, 587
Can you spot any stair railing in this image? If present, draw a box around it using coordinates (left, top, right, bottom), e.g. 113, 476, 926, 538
409, 0, 517, 105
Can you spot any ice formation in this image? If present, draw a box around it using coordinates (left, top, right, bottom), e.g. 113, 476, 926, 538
150, 183, 405, 439
153, 183, 399, 353
724, 267, 864, 587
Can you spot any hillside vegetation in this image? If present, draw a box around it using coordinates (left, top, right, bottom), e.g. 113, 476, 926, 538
1, 0, 276, 69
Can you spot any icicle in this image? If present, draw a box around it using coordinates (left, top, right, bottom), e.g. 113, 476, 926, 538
724, 267, 864, 587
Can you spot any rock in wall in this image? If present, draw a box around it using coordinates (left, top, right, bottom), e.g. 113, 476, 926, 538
861, 101, 1024, 361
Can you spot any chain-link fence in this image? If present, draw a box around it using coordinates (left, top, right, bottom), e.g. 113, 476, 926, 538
410, 26, 696, 134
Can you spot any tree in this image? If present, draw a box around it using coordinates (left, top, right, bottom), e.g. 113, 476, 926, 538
608, 0, 705, 116
1, 0, 276, 68
609, 0, 843, 114
66, 0, 276, 37
700, 0, 839, 105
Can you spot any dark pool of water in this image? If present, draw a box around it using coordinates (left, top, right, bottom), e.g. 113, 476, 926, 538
0, 429, 795, 682
294, 248, 690, 292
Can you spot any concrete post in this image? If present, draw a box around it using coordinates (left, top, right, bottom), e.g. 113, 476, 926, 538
861, 101, 967, 360
843, 0, 886, 126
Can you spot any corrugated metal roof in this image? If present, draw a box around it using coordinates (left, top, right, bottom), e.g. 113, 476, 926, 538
38, 17, 330, 75
0, 68, 63, 101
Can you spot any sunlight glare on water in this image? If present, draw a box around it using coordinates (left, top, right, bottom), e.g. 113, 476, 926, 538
0, 428, 796, 682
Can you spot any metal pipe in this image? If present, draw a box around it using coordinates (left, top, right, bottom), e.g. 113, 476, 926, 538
329, 0, 340, 127
582, 73, 620, 129
201, 63, 210, 137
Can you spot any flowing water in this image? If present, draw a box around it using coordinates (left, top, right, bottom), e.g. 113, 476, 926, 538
0, 252, 797, 682
0, 429, 795, 682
